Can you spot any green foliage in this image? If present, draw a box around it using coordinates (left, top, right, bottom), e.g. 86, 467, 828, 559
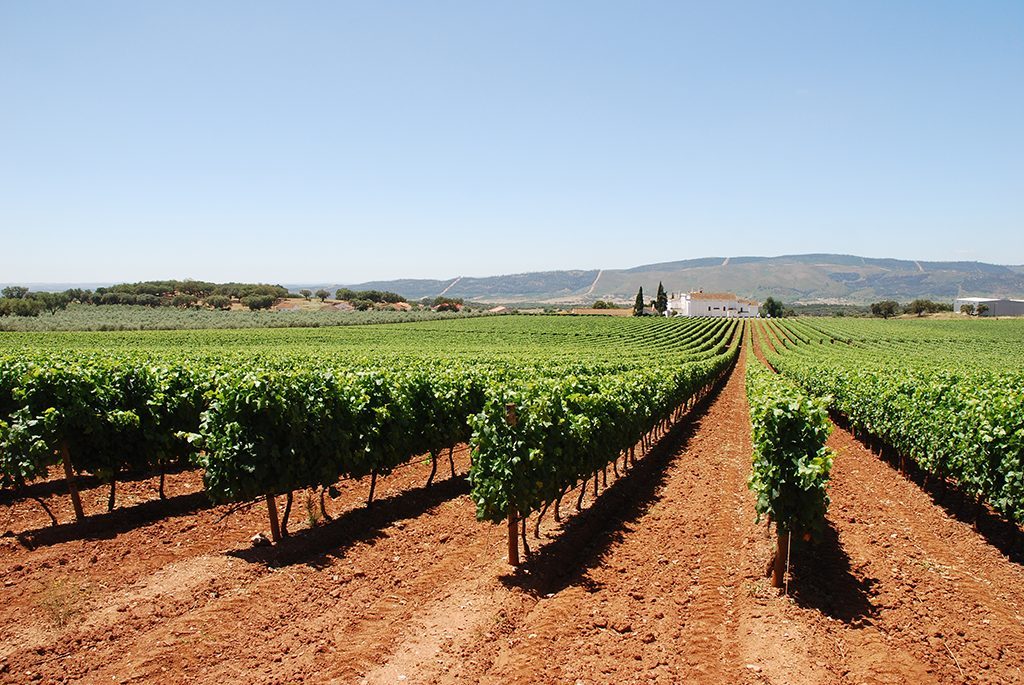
905, 299, 953, 316
764, 318, 1024, 524
315, 289, 329, 302
350, 299, 373, 311
1, 316, 739, 521
655, 282, 668, 315
337, 289, 406, 304
299, 289, 312, 300
99, 280, 288, 301
468, 322, 739, 522
633, 287, 644, 317
428, 296, 463, 310
788, 303, 870, 317
0, 303, 488, 331
762, 297, 785, 319
870, 300, 900, 318
0, 298, 43, 317
205, 295, 232, 310
62, 289, 92, 304
241, 295, 276, 311
591, 300, 617, 309
31, 292, 70, 315
745, 362, 834, 535
2, 286, 29, 300
0, 360, 206, 491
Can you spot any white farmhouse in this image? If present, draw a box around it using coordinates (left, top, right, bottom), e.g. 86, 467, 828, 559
667, 291, 760, 318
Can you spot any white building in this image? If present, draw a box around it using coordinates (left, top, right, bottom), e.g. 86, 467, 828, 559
954, 297, 1024, 317
667, 291, 760, 318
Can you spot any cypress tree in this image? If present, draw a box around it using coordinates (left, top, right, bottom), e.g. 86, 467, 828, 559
633, 286, 644, 317
656, 282, 668, 315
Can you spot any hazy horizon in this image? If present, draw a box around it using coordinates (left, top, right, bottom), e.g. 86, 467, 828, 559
4, 251, 1024, 292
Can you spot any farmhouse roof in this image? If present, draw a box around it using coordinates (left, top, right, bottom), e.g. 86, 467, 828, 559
957, 297, 1024, 303
688, 291, 738, 301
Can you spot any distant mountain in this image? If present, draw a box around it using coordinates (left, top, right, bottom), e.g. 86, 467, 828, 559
10, 255, 1024, 306
340, 254, 1024, 305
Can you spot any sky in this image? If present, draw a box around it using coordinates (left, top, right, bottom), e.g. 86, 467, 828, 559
1, 1, 1022, 284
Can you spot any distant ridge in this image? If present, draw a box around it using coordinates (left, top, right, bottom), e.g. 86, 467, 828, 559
8, 255, 1024, 306
337, 254, 1024, 305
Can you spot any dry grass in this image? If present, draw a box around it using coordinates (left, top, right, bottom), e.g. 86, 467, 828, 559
36, 577, 86, 628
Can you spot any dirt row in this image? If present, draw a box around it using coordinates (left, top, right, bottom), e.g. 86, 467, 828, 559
2, 346, 1023, 684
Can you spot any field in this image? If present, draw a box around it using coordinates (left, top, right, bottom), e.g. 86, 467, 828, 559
1, 316, 1023, 684
0, 303, 487, 332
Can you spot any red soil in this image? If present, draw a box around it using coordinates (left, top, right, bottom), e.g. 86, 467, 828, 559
2, 348, 1023, 684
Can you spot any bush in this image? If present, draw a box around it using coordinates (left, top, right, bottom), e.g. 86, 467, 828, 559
905, 299, 953, 316
206, 295, 232, 310
336, 288, 406, 304
870, 300, 900, 319
350, 299, 373, 311
1, 286, 29, 299
0, 297, 43, 317
762, 297, 785, 319
241, 295, 276, 311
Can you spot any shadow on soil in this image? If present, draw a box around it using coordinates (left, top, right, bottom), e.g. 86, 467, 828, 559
15, 490, 213, 549
230, 473, 469, 568
0, 463, 192, 507
499, 367, 733, 597
834, 417, 1024, 566
789, 522, 878, 625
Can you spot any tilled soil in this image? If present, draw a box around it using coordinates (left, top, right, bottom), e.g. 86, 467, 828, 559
2, 349, 1023, 684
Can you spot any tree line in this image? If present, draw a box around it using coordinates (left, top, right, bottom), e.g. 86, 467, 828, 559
0, 281, 293, 317
1, 287, 71, 317
0, 280, 470, 319
869, 299, 955, 319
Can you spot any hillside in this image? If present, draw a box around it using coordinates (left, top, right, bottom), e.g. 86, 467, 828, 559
335, 254, 1024, 305
10, 255, 1024, 307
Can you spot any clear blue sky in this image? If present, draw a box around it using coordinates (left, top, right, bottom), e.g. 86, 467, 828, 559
2, 1, 1022, 284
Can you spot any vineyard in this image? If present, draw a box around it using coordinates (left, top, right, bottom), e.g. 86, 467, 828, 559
1, 315, 1023, 684
1, 316, 738, 544
756, 318, 1024, 526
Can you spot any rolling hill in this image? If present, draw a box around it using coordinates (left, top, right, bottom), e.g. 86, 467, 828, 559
335, 254, 1024, 305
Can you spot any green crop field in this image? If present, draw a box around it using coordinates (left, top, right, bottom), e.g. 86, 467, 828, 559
756, 317, 1024, 524
0, 315, 739, 540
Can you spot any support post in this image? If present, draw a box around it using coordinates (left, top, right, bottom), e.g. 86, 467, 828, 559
107, 476, 116, 512
772, 529, 790, 589
60, 442, 85, 523
366, 469, 378, 507
505, 402, 519, 566
266, 494, 282, 542
508, 508, 519, 565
